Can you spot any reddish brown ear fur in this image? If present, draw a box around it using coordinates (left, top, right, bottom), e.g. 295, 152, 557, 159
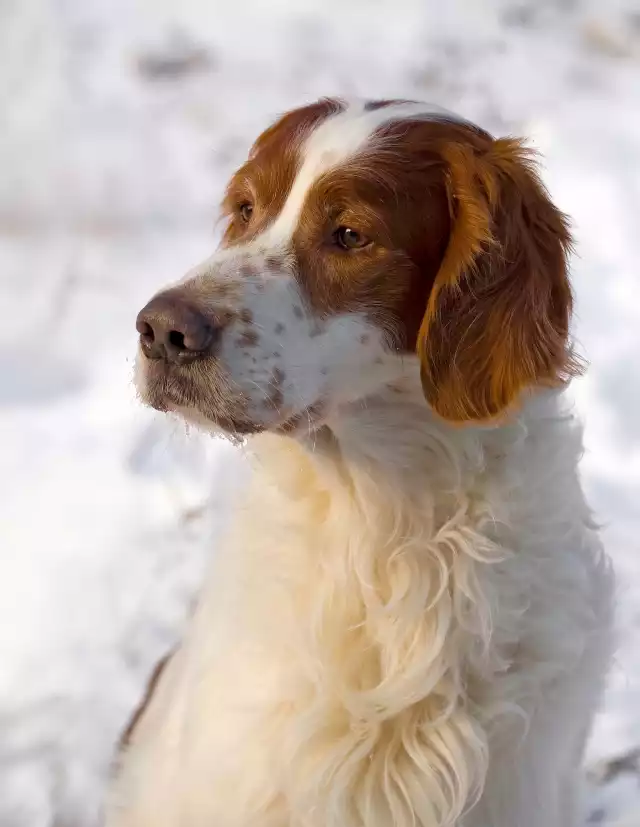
418, 136, 582, 422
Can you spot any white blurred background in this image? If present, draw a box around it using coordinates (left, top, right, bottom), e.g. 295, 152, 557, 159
1, 0, 639, 824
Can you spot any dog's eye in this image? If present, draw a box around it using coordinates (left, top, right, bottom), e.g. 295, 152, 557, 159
239, 203, 253, 223
334, 226, 370, 250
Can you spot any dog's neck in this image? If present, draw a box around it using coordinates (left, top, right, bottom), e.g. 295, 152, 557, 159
250, 371, 531, 507
204, 380, 577, 827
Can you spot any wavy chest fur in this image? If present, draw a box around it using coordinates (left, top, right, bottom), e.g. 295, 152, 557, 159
111, 382, 610, 827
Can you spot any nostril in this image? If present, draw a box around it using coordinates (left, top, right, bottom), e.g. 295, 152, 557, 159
138, 321, 155, 344
136, 296, 216, 362
168, 330, 186, 350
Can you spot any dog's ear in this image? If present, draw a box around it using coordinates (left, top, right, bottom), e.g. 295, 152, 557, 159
417, 136, 581, 423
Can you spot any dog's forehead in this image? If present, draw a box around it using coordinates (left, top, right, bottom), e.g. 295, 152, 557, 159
264, 99, 464, 182
254, 100, 465, 248
301, 100, 460, 167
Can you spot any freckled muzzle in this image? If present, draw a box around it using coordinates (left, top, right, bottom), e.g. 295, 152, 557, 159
134, 246, 394, 440
133, 273, 252, 430
133, 254, 316, 436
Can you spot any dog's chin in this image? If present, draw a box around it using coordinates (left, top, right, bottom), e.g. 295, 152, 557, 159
139, 383, 261, 438
174, 405, 264, 439
171, 404, 329, 442
136, 378, 168, 414
135, 357, 327, 440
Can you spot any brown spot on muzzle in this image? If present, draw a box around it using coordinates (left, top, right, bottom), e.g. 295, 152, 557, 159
236, 328, 259, 348
264, 365, 285, 410
239, 264, 256, 279
239, 308, 253, 324
265, 254, 285, 272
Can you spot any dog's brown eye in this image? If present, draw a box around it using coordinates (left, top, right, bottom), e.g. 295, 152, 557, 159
334, 226, 370, 250
239, 203, 253, 223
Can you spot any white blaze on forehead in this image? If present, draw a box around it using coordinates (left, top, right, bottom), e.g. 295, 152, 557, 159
260, 100, 468, 249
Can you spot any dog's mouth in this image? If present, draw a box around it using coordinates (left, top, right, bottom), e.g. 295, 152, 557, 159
138, 358, 200, 413
136, 353, 326, 438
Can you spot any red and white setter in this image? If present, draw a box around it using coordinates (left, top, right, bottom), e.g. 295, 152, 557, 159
108, 99, 613, 827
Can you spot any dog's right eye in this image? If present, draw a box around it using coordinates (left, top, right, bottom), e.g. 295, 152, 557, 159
239, 203, 253, 223
334, 226, 370, 250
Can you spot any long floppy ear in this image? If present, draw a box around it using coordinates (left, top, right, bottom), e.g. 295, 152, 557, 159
418, 136, 582, 422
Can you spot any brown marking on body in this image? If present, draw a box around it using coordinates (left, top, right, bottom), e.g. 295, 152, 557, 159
120, 654, 173, 748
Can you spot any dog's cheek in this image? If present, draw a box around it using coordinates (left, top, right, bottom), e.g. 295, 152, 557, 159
216, 323, 280, 425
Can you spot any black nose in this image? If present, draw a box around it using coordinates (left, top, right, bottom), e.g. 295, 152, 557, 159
136, 293, 215, 363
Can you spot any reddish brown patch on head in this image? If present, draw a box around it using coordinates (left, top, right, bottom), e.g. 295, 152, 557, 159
211, 100, 576, 425
268, 110, 578, 423
285, 119, 452, 340
220, 98, 344, 248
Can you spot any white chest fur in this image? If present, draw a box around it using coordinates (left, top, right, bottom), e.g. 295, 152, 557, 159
108, 385, 613, 827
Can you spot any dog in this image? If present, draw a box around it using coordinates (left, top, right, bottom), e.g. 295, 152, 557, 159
107, 98, 614, 827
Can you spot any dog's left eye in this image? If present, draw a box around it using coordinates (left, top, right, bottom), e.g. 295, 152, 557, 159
334, 226, 370, 250
239, 202, 253, 223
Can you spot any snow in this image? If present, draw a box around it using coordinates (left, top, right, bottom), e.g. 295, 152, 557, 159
0, 0, 639, 824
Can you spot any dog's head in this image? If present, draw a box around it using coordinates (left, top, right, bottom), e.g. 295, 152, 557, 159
135, 98, 578, 436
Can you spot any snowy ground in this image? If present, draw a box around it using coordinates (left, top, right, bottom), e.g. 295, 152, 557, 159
1, 0, 639, 824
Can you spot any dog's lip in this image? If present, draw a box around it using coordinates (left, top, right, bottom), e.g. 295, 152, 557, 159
137, 355, 194, 410
137, 350, 326, 437
137, 356, 259, 435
